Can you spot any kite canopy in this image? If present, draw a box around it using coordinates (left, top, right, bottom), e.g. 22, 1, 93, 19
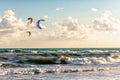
28, 17, 33, 24
36, 19, 45, 29
27, 31, 31, 37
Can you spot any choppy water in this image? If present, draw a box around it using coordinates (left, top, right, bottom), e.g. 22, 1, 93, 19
0, 48, 120, 80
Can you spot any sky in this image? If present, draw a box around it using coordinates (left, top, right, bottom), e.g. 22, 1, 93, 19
0, 0, 120, 48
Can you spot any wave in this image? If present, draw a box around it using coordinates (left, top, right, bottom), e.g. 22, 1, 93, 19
0, 64, 120, 75
0, 49, 120, 65
0, 54, 120, 66
0, 48, 120, 76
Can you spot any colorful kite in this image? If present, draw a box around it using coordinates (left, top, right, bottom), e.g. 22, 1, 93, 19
28, 17, 33, 24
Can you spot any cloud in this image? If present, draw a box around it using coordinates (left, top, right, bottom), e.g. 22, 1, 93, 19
0, 17, 2, 22
0, 10, 25, 32
91, 8, 98, 12
50, 16, 88, 40
0, 10, 27, 29
88, 10, 120, 43
56, 7, 64, 11
0, 10, 41, 45
91, 11, 120, 31
0, 10, 88, 47
43, 15, 51, 19
0, 10, 120, 47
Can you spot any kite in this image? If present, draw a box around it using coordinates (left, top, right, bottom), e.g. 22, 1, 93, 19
27, 31, 31, 37
36, 19, 45, 29
28, 17, 33, 24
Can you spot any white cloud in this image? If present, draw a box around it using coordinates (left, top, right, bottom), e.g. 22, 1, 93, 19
0, 10, 90, 45
91, 8, 98, 12
0, 10, 45, 45
0, 17, 2, 22
44, 15, 51, 19
0, 10, 24, 31
0, 10, 27, 29
4, 10, 15, 16
91, 11, 120, 31
50, 16, 88, 40
56, 7, 64, 11
0, 10, 120, 47
88, 10, 120, 44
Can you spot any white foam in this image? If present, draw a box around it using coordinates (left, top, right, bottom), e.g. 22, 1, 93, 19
0, 64, 119, 76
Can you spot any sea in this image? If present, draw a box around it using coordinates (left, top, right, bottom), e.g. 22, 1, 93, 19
0, 48, 120, 80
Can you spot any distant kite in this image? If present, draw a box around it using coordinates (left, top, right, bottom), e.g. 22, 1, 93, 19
28, 17, 33, 24
36, 19, 45, 29
27, 31, 31, 37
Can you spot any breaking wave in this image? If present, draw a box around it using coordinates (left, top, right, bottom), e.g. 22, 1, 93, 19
0, 48, 120, 65
0, 48, 120, 75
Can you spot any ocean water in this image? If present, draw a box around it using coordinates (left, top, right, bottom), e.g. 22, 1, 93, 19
0, 48, 120, 80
